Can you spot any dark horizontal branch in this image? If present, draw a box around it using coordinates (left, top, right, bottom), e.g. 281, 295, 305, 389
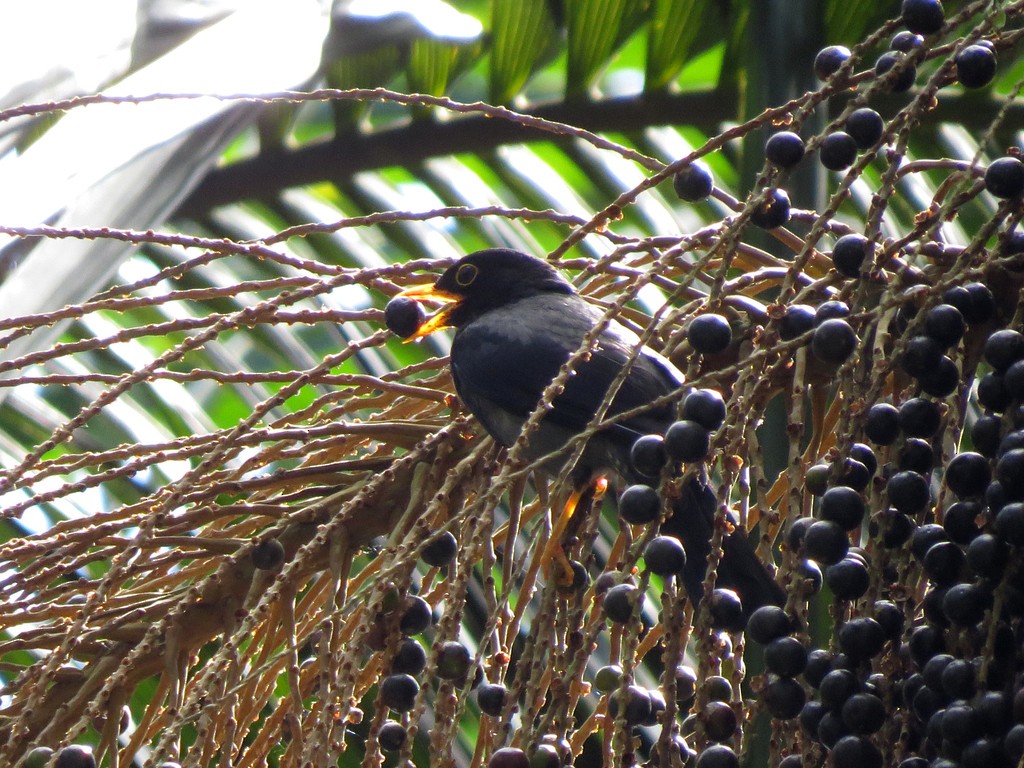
174, 91, 737, 218
174, 89, 1021, 219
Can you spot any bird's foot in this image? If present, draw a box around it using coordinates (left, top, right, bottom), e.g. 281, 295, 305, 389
543, 477, 608, 587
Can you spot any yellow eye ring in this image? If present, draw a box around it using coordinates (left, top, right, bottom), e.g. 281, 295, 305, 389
455, 263, 478, 286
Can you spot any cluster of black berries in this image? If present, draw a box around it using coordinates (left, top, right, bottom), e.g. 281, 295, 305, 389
625, 388, 727, 489
777, 299, 860, 367
790, 610, 898, 768
748, 606, 808, 721
370, 535, 476, 755
898, 284, 995, 398
771, 323, 1024, 768
788, 438, 877, 583
684, 676, 744, 768
23, 745, 97, 768
618, 386, 759, 768
486, 736, 576, 768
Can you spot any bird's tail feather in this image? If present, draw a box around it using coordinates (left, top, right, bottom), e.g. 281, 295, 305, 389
660, 477, 785, 615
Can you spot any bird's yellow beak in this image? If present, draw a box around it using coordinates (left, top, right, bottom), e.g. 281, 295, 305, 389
396, 283, 461, 340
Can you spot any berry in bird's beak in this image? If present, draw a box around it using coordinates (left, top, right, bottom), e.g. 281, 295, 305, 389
395, 282, 461, 340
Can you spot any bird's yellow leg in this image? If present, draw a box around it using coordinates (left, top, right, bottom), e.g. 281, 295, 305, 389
542, 477, 609, 586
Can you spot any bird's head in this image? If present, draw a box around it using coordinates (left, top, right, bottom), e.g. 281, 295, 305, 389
397, 249, 575, 339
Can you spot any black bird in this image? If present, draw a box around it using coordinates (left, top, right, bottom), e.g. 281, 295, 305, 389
399, 248, 784, 613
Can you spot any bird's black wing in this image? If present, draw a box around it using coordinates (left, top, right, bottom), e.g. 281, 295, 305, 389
451, 294, 680, 445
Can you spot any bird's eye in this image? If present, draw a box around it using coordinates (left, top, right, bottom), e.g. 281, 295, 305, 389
455, 263, 479, 287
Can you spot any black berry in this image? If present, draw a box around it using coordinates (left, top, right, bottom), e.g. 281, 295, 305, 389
251, 538, 286, 570
814, 46, 852, 80
765, 636, 808, 677
978, 372, 1011, 412
803, 519, 849, 565
811, 319, 857, 364
603, 583, 642, 624
898, 397, 941, 437
619, 484, 661, 525
746, 605, 792, 644
422, 531, 458, 567
477, 682, 507, 716
489, 747, 529, 768
985, 157, 1024, 199
764, 675, 806, 719
831, 234, 871, 278
944, 452, 991, 498
911, 523, 948, 560
901, 0, 944, 35
682, 388, 727, 430
924, 304, 966, 347
436, 641, 472, 681
393, 637, 427, 675
850, 443, 878, 476
380, 673, 420, 711
804, 649, 834, 688
942, 582, 990, 625
378, 721, 408, 751
814, 300, 850, 325
961, 283, 996, 324
819, 132, 858, 171
400, 595, 432, 635
55, 747, 96, 768
630, 433, 667, 478
875, 52, 916, 92
644, 535, 687, 576
841, 692, 886, 734
887, 470, 931, 514
607, 684, 653, 726
831, 735, 882, 768
891, 31, 924, 51
664, 420, 710, 463
995, 501, 1024, 544
865, 403, 900, 445
845, 108, 884, 149
996, 449, 1024, 497
826, 557, 870, 600
985, 330, 1024, 371
967, 533, 1008, 579
820, 668, 859, 712
696, 744, 739, 768
923, 541, 966, 584
971, 415, 1002, 457
820, 486, 866, 531
779, 304, 815, 340
874, 600, 904, 638
918, 355, 959, 398
750, 189, 791, 229
901, 335, 943, 378
838, 617, 886, 662
688, 314, 733, 354
1006, 360, 1024, 399
943, 500, 983, 544
956, 44, 997, 88
384, 296, 426, 338
674, 161, 714, 202
765, 131, 806, 168
708, 588, 746, 632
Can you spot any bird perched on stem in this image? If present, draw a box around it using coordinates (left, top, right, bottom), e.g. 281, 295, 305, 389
398, 248, 784, 614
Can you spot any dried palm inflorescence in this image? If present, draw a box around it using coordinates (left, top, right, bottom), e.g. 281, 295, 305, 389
2, 4, 1024, 768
